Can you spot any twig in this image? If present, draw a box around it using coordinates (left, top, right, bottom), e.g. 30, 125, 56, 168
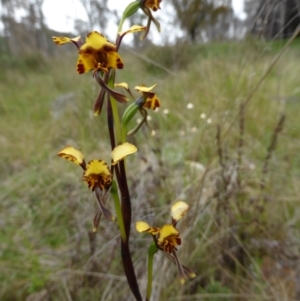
237, 103, 245, 186
260, 114, 285, 190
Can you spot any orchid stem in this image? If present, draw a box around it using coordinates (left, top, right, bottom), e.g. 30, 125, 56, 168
146, 243, 158, 301
111, 180, 126, 241
108, 71, 122, 144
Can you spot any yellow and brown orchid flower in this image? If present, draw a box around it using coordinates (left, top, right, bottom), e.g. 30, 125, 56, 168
53, 31, 124, 74
139, 0, 162, 39
136, 201, 195, 283
117, 83, 160, 136
143, 0, 162, 11
135, 84, 160, 110
57, 146, 114, 229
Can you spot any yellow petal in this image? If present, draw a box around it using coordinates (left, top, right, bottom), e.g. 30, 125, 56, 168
80, 31, 116, 52
76, 52, 96, 74
157, 224, 179, 246
136, 221, 160, 234
111, 142, 137, 165
171, 201, 189, 222
115, 82, 129, 90
136, 221, 151, 232
82, 160, 112, 190
76, 49, 123, 73
107, 52, 124, 69
57, 146, 84, 165
135, 84, 157, 93
52, 36, 81, 46
119, 25, 147, 36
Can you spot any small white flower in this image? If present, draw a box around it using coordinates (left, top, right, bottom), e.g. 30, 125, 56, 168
191, 127, 197, 132
207, 118, 212, 124
187, 103, 194, 109
151, 130, 156, 136
200, 113, 206, 119
136, 118, 142, 124
147, 115, 152, 121
163, 109, 169, 115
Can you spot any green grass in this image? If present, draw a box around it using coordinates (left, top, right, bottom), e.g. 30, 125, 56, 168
1, 38, 300, 300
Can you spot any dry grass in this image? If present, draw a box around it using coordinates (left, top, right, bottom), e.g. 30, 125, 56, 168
1, 38, 300, 301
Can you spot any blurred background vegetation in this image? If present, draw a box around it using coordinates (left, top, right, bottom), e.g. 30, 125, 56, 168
1, 0, 300, 300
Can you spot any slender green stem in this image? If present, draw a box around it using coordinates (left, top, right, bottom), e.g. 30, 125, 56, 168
111, 180, 126, 241
146, 243, 158, 301
121, 125, 127, 143
117, 20, 124, 35
110, 97, 122, 143
108, 71, 122, 144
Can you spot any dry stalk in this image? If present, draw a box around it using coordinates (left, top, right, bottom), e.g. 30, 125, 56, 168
260, 114, 285, 190
237, 103, 245, 187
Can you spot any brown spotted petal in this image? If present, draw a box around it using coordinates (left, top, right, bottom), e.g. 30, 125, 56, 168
75, 31, 124, 74
135, 84, 160, 110
135, 221, 160, 235
82, 160, 112, 191
144, 0, 162, 11
80, 31, 124, 71
57, 146, 86, 170
80, 31, 117, 53
94, 72, 128, 103
143, 92, 160, 110
52, 36, 82, 48
157, 224, 181, 253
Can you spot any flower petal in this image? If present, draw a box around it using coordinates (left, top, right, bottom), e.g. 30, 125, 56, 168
111, 142, 137, 165
135, 84, 157, 93
76, 52, 97, 74
107, 52, 124, 69
136, 221, 160, 234
157, 224, 180, 247
182, 264, 196, 279
115, 82, 135, 100
115, 82, 129, 90
80, 31, 116, 52
82, 160, 112, 190
171, 201, 189, 222
94, 187, 115, 222
57, 146, 85, 166
144, 0, 162, 11
93, 88, 105, 116
94, 72, 128, 103
119, 25, 147, 37
52, 36, 81, 46
143, 94, 160, 110
136, 221, 151, 232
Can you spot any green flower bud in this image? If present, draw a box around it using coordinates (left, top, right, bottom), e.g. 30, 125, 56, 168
122, 98, 143, 128
119, 1, 140, 31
